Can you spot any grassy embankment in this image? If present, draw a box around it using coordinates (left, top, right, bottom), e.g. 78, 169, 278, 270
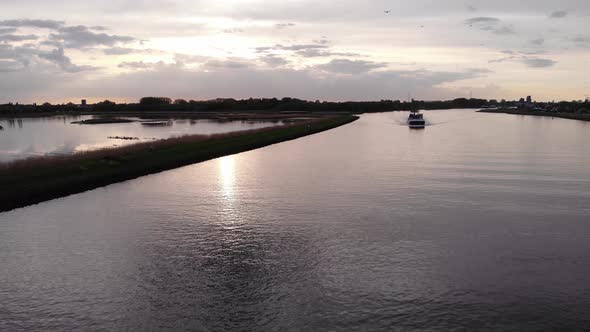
0, 115, 358, 212
479, 108, 590, 122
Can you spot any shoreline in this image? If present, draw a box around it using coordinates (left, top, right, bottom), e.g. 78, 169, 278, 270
0, 111, 343, 121
478, 109, 590, 122
0, 115, 359, 213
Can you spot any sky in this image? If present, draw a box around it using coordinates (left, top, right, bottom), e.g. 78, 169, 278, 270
0, 0, 589, 103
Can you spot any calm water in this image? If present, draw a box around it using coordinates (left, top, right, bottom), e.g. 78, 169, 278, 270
1, 110, 590, 331
0, 116, 280, 162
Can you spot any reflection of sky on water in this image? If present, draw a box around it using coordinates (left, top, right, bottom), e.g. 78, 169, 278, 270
0, 116, 281, 162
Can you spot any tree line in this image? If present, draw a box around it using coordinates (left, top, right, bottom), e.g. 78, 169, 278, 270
0, 97, 588, 115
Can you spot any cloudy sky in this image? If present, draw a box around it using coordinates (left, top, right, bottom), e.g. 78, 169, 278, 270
1, 0, 589, 103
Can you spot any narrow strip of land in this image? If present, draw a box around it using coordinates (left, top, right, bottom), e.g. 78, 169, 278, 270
479, 109, 590, 122
0, 115, 358, 212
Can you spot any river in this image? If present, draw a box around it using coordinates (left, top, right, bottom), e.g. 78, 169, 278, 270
1, 110, 590, 330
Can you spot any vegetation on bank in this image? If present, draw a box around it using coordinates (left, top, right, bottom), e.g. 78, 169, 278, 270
0, 97, 498, 117
2, 96, 588, 118
0, 115, 358, 212
72, 118, 135, 124
479, 108, 590, 122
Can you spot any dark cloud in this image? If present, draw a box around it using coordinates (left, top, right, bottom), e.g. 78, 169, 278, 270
465, 17, 515, 35
465, 17, 501, 25
38, 47, 98, 72
549, 11, 568, 18
0, 27, 18, 34
317, 59, 387, 74
103, 47, 136, 55
259, 55, 289, 67
492, 26, 515, 35
49, 25, 135, 48
0, 44, 41, 68
0, 19, 64, 29
522, 57, 556, 68
573, 36, 590, 46
0, 34, 38, 42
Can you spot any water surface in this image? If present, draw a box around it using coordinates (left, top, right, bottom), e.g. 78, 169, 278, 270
0, 115, 280, 162
1, 110, 590, 330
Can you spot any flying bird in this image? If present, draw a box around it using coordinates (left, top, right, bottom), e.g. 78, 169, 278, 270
384, 10, 390, 13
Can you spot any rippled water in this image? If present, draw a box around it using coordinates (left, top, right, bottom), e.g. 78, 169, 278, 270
1, 110, 590, 330
0, 115, 280, 162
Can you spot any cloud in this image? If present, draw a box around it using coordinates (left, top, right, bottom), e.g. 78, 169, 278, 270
173, 53, 211, 65
489, 52, 556, 68
275, 23, 295, 29
492, 26, 515, 35
274, 44, 329, 51
549, 11, 568, 18
49, 25, 135, 48
256, 43, 342, 58
0, 60, 24, 72
118, 61, 164, 70
312, 38, 330, 45
203, 59, 250, 69
0, 27, 18, 34
56, 65, 488, 102
465, 17, 501, 25
103, 47, 136, 55
316, 59, 387, 74
465, 17, 515, 35
573, 36, 590, 46
0, 19, 64, 29
38, 47, 98, 72
259, 55, 289, 67
522, 57, 556, 68
295, 49, 360, 58
0, 34, 38, 42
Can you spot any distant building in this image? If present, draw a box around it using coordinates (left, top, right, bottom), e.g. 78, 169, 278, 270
81, 99, 87, 106
524, 96, 534, 109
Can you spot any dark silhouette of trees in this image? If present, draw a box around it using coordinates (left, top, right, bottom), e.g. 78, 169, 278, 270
94, 100, 117, 112
140, 97, 172, 106
1, 96, 588, 116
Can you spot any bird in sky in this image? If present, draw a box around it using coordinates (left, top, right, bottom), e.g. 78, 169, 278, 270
384, 10, 390, 13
